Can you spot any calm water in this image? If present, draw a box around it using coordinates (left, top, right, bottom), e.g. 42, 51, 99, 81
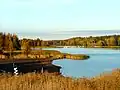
44, 48, 120, 78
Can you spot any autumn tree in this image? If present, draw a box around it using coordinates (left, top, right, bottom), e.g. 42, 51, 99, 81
96, 40, 104, 46
8, 36, 14, 58
105, 36, 117, 46
20, 35, 120, 47
21, 40, 31, 57
117, 37, 120, 46
0, 33, 3, 50
12, 34, 20, 50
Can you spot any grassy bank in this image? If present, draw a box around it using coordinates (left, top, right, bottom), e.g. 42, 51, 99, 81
29, 50, 89, 60
0, 69, 120, 90
64, 53, 89, 60
2, 50, 89, 60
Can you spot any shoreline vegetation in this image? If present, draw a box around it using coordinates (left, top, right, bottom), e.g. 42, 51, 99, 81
0, 32, 120, 89
0, 32, 89, 60
1, 33, 120, 52
0, 69, 120, 90
29, 50, 89, 60
32, 45, 120, 49
0, 50, 89, 60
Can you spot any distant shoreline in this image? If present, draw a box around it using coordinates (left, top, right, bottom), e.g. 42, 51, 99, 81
32, 46, 120, 49
17, 30, 120, 40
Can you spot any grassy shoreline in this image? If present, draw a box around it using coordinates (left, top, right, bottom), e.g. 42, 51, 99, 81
0, 69, 120, 90
0, 49, 89, 60
29, 50, 89, 60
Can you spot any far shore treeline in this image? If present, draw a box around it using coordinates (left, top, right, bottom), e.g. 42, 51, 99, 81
0, 32, 120, 51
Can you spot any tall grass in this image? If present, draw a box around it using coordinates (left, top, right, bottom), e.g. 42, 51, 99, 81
0, 69, 120, 90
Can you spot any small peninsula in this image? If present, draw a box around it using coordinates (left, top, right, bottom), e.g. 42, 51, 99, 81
0, 32, 89, 61
0, 50, 89, 61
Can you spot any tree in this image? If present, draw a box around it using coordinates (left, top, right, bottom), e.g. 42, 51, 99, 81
0, 33, 3, 49
36, 38, 41, 46
8, 36, 14, 59
109, 36, 117, 46
117, 37, 120, 46
96, 40, 104, 46
21, 40, 31, 57
4, 33, 10, 50
12, 34, 20, 50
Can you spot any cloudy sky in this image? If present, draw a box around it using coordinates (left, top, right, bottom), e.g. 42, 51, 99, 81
0, 0, 120, 33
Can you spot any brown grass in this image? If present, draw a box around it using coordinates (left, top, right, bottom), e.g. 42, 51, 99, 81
0, 69, 120, 90
0, 50, 89, 61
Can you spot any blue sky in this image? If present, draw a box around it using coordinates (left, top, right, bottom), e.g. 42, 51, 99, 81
0, 0, 120, 33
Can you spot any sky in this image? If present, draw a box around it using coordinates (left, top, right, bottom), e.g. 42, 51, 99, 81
0, 0, 120, 33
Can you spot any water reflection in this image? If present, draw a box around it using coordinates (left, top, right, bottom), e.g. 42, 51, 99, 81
0, 62, 61, 75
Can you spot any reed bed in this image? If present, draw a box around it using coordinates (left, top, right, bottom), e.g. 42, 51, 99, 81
0, 69, 120, 90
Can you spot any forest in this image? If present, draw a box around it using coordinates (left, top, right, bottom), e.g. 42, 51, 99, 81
0, 32, 120, 51
21, 34, 120, 48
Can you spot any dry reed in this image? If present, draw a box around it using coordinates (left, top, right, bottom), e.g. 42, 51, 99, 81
0, 69, 120, 90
